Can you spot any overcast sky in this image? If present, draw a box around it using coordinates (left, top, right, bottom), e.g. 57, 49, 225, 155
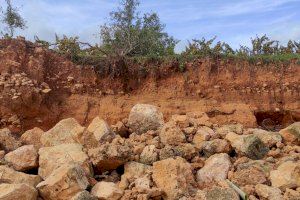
1, 0, 300, 52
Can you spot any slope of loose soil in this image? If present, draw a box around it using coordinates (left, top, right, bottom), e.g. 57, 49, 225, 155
0, 38, 299, 133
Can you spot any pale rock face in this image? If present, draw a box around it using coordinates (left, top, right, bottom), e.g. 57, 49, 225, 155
152, 157, 196, 200
0, 165, 42, 187
88, 143, 131, 173
4, 145, 38, 171
38, 143, 92, 179
279, 122, 300, 144
40, 118, 85, 147
91, 182, 124, 200
225, 132, 269, 160
87, 117, 116, 143
196, 153, 232, 186
0, 183, 38, 200
37, 164, 90, 200
159, 121, 186, 145
20, 127, 44, 149
0, 128, 22, 152
270, 161, 300, 190
128, 104, 164, 135
216, 124, 243, 137
140, 145, 158, 164
255, 184, 283, 200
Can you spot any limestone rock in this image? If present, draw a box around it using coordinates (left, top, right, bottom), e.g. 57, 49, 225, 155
159, 121, 186, 145
38, 143, 92, 179
119, 162, 152, 190
71, 191, 97, 200
128, 104, 164, 134
37, 164, 90, 200
0, 165, 42, 187
197, 153, 232, 186
198, 187, 239, 200
40, 118, 85, 147
159, 143, 198, 161
270, 161, 300, 190
249, 128, 282, 147
226, 133, 269, 159
0, 183, 38, 200
202, 139, 231, 157
0, 128, 22, 152
20, 127, 44, 149
152, 157, 196, 200
88, 143, 131, 173
91, 182, 124, 200
279, 122, 300, 144
87, 117, 116, 143
193, 127, 217, 149
4, 145, 38, 171
216, 124, 243, 137
231, 166, 267, 186
255, 184, 283, 200
140, 145, 158, 164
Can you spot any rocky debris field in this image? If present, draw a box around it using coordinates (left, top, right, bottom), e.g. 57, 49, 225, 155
0, 104, 299, 200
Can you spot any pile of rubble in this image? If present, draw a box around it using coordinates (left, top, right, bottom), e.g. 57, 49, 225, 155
0, 104, 299, 200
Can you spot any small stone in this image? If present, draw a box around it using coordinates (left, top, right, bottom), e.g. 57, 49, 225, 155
87, 117, 115, 143
71, 191, 97, 200
203, 187, 240, 200
140, 145, 158, 164
91, 182, 123, 200
202, 139, 231, 157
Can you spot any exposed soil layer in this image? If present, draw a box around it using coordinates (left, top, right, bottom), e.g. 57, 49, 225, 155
0, 38, 299, 133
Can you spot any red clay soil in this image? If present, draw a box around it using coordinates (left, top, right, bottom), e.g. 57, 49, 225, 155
0, 38, 299, 133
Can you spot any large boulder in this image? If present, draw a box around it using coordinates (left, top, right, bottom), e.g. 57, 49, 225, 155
20, 127, 44, 149
88, 142, 132, 173
91, 182, 124, 200
38, 143, 92, 179
128, 104, 164, 134
87, 117, 116, 143
0, 165, 42, 187
159, 121, 186, 145
225, 133, 269, 159
4, 145, 38, 171
270, 161, 300, 190
37, 164, 90, 200
0, 183, 38, 200
40, 118, 85, 147
152, 157, 196, 199
0, 128, 22, 152
196, 153, 232, 187
279, 122, 300, 144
